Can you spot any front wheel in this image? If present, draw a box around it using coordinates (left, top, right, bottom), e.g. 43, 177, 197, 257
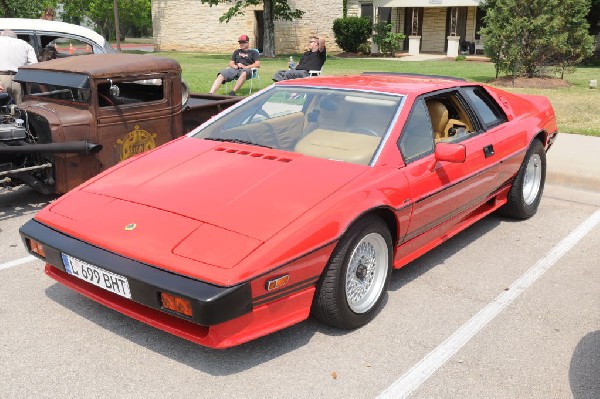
500, 139, 546, 219
312, 216, 392, 329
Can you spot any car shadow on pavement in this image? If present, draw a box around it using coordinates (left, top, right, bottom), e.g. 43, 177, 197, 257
569, 330, 600, 399
0, 185, 58, 223
44, 282, 323, 374
387, 213, 504, 292
42, 213, 504, 374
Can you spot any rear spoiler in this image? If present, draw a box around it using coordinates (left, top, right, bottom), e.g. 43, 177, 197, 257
361, 72, 466, 82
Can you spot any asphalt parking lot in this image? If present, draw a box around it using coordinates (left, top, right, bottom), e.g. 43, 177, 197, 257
1, 182, 598, 399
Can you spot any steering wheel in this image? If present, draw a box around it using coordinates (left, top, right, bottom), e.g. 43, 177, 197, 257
99, 93, 114, 106
350, 127, 380, 137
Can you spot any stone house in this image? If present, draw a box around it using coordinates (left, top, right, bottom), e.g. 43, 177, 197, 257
151, 0, 485, 57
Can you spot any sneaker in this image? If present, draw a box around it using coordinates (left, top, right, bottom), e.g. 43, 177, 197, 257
228, 91, 236, 96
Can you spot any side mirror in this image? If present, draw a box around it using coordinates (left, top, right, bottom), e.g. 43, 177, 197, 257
428, 142, 466, 171
108, 79, 120, 97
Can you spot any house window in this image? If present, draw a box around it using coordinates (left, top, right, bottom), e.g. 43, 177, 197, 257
361, 3, 373, 21
378, 7, 392, 24
475, 8, 486, 40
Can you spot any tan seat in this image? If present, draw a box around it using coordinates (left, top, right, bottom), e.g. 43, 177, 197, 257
426, 100, 449, 142
295, 129, 380, 165
444, 119, 468, 139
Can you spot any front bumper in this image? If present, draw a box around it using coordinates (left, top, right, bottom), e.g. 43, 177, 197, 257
20, 219, 252, 326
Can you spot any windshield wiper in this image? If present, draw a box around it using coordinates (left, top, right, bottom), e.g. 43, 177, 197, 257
204, 137, 272, 149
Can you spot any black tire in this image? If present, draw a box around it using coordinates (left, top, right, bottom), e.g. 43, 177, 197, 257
311, 216, 392, 329
500, 139, 546, 219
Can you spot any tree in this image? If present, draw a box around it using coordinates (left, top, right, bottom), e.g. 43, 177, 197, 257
481, 0, 593, 78
199, 0, 304, 57
551, 0, 594, 77
61, 0, 152, 40
0, 0, 58, 18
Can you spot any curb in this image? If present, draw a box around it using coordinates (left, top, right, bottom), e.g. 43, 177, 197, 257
546, 133, 600, 193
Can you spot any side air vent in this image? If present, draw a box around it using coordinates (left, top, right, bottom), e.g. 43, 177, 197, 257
215, 147, 292, 163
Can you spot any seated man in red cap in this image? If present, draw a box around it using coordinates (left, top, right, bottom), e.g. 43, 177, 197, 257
209, 35, 260, 96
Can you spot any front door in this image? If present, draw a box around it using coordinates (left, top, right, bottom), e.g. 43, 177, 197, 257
395, 88, 510, 265
94, 75, 181, 171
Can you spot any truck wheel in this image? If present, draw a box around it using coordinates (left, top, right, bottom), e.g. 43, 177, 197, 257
500, 139, 546, 219
312, 216, 392, 329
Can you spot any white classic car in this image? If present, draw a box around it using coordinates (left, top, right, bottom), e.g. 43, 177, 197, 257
0, 18, 115, 58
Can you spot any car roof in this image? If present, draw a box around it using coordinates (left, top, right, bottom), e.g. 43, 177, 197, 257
276, 73, 472, 96
19, 54, 181, 78
0, 18, 107, 47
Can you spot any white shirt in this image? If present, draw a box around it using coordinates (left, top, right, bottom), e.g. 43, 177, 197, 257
0, 36, 38, 72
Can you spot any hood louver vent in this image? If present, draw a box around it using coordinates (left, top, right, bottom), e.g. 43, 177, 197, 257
215, 147, 292, 163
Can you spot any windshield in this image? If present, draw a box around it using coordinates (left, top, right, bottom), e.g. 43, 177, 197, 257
24, 82, 91, 104
193, 87, 402, 165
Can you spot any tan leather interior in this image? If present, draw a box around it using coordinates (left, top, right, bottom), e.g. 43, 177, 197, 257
221, 112, 305, 150
294, 128, 380, 165
444, 118, 468, 138
426, 100, 449, 142
314, 95, 352, 131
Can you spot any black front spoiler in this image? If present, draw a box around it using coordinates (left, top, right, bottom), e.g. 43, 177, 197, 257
19, 219, 252, 326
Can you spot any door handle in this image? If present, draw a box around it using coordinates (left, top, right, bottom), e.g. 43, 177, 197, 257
483, 144, 495, 158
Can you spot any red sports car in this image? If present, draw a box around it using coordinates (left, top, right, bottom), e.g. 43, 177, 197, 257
20, 73, 557, 348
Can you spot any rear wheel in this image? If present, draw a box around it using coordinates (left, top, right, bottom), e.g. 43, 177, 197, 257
312, 216, 392, 329
500, 139, 546, 219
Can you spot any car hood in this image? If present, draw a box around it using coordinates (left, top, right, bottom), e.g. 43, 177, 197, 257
41, 138, 367, 278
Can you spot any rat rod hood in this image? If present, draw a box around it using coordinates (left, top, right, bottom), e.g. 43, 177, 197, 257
19, 100, 94, 129
37, 137, 368, 278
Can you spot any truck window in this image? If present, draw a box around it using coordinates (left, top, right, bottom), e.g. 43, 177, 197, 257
25, 82, 91, 103
98, 79, 164, 107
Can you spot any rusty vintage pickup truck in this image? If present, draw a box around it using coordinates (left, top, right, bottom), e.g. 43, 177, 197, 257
0, 54, 241, 194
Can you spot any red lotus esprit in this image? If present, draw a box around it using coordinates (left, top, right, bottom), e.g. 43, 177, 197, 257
20, 73, 557, 348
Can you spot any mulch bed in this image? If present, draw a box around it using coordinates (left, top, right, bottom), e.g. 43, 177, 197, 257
489, 76, 570, 89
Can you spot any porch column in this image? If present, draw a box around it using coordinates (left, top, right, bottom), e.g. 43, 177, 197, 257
408, 36, 421, 55
447, 36, 460, 57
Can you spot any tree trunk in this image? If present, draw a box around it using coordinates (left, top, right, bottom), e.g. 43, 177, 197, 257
263, 0, 276, 57
113, 0, 122, 52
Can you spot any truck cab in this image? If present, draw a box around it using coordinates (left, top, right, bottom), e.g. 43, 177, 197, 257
1, 54, 239, 194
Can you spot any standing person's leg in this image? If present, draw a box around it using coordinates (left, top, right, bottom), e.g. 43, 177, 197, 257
1, 75, 21, 104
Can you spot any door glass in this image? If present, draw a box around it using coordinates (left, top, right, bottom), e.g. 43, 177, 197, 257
399, 99, 434, 163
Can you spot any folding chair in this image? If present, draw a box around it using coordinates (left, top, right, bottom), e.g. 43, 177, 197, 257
309, 68, 322, 77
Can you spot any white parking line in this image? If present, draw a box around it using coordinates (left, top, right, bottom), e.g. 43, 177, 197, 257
0, 255, 36, 271
378, 208, 600, 399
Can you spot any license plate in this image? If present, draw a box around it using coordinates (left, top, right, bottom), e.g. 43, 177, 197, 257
61, 254, 131, 299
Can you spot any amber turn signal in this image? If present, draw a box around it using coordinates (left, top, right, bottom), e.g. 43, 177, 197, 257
266, 274, 289, 291
27, 238, 46, 259
160, 292, 193, 317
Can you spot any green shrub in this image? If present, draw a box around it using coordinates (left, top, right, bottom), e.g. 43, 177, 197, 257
333, 17, 373, 53
372, 22, 405, 57
357, 42, 372, 55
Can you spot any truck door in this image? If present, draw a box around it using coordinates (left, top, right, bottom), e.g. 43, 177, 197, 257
94, 76, 183, 171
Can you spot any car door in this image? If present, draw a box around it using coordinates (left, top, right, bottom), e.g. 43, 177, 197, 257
395, 88, 510, 263
94, 75, 182, 171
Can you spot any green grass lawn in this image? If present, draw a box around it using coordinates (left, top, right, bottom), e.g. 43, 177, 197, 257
153, 51, 600, 136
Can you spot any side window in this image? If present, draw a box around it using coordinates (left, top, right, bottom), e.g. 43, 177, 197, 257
43, 36, 95, 57
399, 99, 434, 163
462, 86, 507, 129
97, 79, 164, 107
425, 91, 477, 144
